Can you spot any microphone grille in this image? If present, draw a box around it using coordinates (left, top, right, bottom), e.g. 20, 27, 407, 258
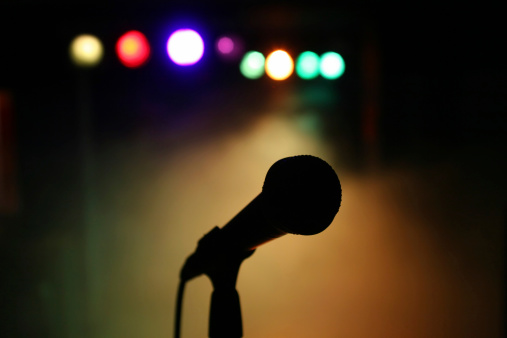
261, 155, 342, 235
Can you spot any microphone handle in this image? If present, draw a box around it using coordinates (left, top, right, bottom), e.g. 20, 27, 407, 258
220, 194, 287, 251
180, 194, 285, 282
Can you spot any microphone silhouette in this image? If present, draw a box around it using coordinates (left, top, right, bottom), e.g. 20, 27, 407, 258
180, 155, 342, 281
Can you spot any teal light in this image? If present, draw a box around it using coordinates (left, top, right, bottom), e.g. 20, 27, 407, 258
319, 52, 345, 80
296, 51, 320, 79
296, 111, 321, 135
239, 51, 265, 79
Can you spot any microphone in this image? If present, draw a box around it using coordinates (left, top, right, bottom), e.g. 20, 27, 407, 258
180, 155, 342, 281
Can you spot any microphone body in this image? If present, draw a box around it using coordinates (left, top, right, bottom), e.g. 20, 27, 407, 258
180, 155, 342, 281
220, 194, 286, 251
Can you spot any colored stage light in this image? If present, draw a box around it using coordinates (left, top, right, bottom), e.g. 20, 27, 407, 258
265, 50, 294, 81
217, 37, 234, 55
166, 29, 204, 66
69, 34, 103, 67
239, 51, 265, 79
116, 30, 150, 68
215, 35, 245, 61
320, 52, 345, 79
296, 51, 320, 79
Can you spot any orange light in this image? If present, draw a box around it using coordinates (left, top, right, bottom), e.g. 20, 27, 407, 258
116, 31, 150, 68
265, 50, 294, 81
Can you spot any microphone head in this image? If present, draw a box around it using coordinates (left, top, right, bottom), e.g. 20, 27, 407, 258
261, 155, 342, 235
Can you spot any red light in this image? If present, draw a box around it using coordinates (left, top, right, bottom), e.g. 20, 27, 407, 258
116, 31, 150, 68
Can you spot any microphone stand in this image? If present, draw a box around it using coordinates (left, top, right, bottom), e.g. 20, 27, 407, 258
207, 248, 252, 338
179, 227, 255, 338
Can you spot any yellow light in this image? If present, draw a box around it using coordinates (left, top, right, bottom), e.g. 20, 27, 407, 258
265, 50, 294, 81
124, 39, 138, 54
69, 34, 104, 67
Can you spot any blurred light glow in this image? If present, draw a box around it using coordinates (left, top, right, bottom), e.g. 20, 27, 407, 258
265, 50, 294, 81
320, 52, 345, 79
296, 51, 320, 80
69, 34, 103, 67
116, 30, 150, 68
239, 51, 265, 79
295, 111, 322, 135
217, 37, 234, 54
216, 34, 245, 61
166, 29, 204, 66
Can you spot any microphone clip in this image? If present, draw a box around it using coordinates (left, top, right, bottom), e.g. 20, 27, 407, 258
180, 226, 255, 338
180, 226, 255, 284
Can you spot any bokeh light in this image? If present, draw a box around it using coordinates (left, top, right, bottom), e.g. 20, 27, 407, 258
166, 29, 205, 66
319, 52, 345, 79
116, 30, 150, 68
69, 34, 103, 67
239, 51, 265, 79
217, 37, 234, 54
265, 50, 294, 81
296, 51, 320, 79
215, 34, 245, 61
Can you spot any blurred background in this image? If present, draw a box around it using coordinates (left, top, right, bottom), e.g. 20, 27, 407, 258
0, 1, 505, 337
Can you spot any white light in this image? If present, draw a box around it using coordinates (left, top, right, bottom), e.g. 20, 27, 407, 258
166, 29, 205, 66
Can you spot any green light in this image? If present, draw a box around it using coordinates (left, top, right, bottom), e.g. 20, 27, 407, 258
320, 52, 345, 80
296, 111, 321, 134
296, 51, 320, 79
239, 51, 265, 79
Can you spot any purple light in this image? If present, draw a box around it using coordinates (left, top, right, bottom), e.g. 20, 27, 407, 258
217, 37, 234, 54
215, 34, 244, 61
166, 29, 204, 66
